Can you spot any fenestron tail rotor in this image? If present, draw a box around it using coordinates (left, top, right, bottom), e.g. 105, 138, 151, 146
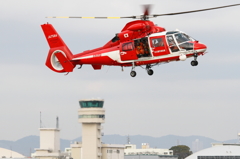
46, 3, 240, 21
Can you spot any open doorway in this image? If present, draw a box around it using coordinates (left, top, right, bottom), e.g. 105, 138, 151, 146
134, 37, 151, 58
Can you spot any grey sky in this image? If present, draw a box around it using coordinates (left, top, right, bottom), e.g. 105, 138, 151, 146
0, 0, 240, 142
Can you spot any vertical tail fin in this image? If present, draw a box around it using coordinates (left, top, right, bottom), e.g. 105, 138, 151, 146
41, 23, 75, 73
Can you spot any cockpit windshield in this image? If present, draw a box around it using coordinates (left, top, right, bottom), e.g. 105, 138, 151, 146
174, 33, 191, 44
166, 32, 195, 51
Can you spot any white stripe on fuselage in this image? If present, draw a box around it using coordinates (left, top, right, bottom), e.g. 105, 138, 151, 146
72, 50, 120, 61
73, 48, 206, 64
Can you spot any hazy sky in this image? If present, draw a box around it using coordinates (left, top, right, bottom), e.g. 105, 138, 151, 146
0, 0, 240, 142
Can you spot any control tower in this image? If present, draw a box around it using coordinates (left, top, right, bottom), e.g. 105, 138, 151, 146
78, 99, 105, 159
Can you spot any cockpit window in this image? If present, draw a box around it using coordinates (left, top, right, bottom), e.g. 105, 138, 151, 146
166, 32, 195, 52
174, 33, 191, 44
152, 38, 164, 47
166, 31, 179, 35
167, 35, 179, 52
179, 42, 193, 50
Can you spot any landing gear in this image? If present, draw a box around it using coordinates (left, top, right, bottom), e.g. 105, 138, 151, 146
129, 63, 154, 77
147, 69, 154, 75
146, 64, 154, 76
191, 52, 199, 66
130, 71, 137, 77
130, 62, 137, 77
191, 60, 198, 66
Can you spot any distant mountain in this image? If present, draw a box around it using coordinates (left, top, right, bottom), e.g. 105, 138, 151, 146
0, 135, 238, 157
0, 136, 72, 157
0, 135, 38, 157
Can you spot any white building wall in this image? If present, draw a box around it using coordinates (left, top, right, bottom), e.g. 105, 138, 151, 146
102, 144, 125, 159
82, 124, 101, 159
54, 130, 60, 152
32, 128, 64, 159
70, 144, 82, 159
70, 143, 125, 159
125, 148, 172, 155
40, 128, 60, 152
124, 144, 173, 156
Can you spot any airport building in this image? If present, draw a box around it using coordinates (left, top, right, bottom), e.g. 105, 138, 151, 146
31, 127, 67, 159
186, 143, 240, 159
0, 147, 25, 158
124, 143, 177, 159
125, 143, 173, 155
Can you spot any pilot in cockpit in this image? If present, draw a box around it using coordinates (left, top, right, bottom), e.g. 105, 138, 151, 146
152, 38, 164, 47
167, 36, 179, 52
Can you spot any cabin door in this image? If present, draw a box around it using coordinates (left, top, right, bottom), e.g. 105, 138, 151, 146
120, 42, 138, 61
150, 36, 170, 56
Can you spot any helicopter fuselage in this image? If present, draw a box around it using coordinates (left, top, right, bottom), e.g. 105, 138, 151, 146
72, 30, 207, 67
41, 20, 207, 76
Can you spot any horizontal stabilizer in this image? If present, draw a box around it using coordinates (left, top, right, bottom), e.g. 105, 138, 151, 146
92, 64, 102, 70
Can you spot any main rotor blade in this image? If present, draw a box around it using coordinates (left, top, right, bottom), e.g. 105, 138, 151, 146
46, 4, 240, 20
153, 3, 240, 17
46, 16, 136, 19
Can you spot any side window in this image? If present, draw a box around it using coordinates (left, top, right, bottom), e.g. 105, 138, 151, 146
152, 38, 164, 47
122, 42, 134, 51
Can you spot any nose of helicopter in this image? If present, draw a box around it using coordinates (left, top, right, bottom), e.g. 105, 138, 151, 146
194, 42, 207, 53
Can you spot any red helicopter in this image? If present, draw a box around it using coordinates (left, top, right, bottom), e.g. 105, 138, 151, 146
41, 4, 240, 77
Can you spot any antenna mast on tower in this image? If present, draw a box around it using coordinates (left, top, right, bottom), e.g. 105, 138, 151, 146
127, 135, 130, 144
40, 111, 42, 128
238, 133, 240, 143
56, 116, 59, 128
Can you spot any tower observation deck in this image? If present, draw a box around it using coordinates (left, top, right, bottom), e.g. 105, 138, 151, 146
78, 99, 105, 159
